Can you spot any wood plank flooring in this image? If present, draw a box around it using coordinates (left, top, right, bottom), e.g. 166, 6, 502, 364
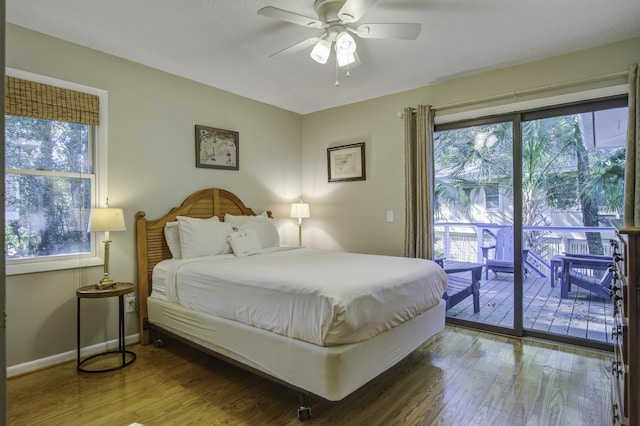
446, 273, 613, 344
8, 326, 612, 425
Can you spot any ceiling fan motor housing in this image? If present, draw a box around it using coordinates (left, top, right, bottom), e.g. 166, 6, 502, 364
314, 0, 353, 25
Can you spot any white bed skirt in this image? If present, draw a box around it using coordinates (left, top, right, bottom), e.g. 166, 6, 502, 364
147, 297, 445, 401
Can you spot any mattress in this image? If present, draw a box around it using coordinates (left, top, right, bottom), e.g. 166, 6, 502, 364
151, 247, 447, 346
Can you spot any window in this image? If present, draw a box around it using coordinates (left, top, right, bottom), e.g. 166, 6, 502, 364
5, 117, 94, 259
484, 184, 501, 210
5, 74, 105, 274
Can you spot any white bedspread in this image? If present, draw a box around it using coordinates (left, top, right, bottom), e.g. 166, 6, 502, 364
151, 247, 447, 346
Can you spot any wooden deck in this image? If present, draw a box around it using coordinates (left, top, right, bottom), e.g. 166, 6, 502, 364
445, 271, 614, 344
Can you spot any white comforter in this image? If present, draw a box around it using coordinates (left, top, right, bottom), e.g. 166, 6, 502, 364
151, 247, 447, 346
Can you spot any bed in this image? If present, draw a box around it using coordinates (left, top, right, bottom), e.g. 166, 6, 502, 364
135, 188, 447, 419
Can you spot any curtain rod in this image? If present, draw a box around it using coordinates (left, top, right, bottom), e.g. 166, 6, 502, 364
398, 70, 628, 118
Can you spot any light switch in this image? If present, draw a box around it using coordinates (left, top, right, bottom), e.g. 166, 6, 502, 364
386, 210, 394, 222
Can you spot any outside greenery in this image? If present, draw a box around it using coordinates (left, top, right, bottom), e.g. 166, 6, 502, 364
5, 116, 92, 259
434, 110, 626, 257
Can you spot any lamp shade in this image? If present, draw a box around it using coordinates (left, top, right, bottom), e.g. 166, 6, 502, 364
310, 39, 331, 64
290, 202, 310, 219
336, 31, 356, 56
337, 52, 356, 67
88, 208, 126, 232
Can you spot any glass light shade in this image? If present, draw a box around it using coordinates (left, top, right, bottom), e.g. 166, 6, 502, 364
88, 208, 126, 232
310, 39, 331, 64
290, 202, 310, 219
336, 31, 356, 56
337, 52, 356, 67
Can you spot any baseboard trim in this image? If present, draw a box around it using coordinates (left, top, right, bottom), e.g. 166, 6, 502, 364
7, 334, 140, 378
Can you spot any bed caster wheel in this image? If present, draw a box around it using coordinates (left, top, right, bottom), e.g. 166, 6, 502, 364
153, 338, 164, 348
297, 406, 311, 422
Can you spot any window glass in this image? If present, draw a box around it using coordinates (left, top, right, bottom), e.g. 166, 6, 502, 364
5, 116, 94, 260
485, 184, 500, 210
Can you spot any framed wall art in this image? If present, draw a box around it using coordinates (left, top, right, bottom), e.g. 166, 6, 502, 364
195, 125, 239, 170
327, 142, 366, 183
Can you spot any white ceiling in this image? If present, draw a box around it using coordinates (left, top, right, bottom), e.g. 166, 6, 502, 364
7, 0, 640, 115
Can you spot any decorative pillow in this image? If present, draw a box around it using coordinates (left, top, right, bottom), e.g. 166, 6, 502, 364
224, 213, 280, 249
227, 229, 262, 257
164, 221, 182, 259
176, 216, 233, 258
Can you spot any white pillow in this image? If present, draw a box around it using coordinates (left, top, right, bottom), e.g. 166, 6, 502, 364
227, 229, 262, 257
224, 213, 280, 249
164, 221, 182, 259
176, 216, 233, 258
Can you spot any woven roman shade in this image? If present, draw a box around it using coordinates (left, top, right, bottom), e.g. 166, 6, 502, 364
5, 76, 99, 126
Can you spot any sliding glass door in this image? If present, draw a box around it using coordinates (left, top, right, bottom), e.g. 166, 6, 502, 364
434, 118, 516, 332
434, 96, 628, 348
519, 100, 627, 348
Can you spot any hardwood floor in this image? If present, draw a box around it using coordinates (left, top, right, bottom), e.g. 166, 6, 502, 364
8, 326, 612, 425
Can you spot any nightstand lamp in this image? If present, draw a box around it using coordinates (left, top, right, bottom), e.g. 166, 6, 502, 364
290, 200, 310, 246
88, 205, 126, 289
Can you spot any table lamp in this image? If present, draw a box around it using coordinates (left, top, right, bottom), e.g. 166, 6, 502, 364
88, 205, 126, 289
290, 201, 310, 246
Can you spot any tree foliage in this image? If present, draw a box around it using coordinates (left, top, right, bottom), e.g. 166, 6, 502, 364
434, 112, 625, 255
5, 116, 92, 259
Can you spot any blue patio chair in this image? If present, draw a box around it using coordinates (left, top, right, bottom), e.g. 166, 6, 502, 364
481, 228, 517, 279
481, 227, 546, 279
559, 253, 614, 299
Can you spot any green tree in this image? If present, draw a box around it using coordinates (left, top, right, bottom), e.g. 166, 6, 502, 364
5, 116, 91, 258
435, 113, 625, 256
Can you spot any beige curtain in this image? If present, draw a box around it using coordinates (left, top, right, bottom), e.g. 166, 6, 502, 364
624, 64, 640, 228
5, 76, 99, 125
404, 104, 435, 259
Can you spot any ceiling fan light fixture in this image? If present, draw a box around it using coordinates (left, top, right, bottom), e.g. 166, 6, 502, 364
310, 39, 331, 64
336, 52, 356, 67
336, 31, 356, 56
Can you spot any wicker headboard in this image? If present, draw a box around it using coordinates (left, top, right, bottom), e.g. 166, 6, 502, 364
135, 187, 270, 345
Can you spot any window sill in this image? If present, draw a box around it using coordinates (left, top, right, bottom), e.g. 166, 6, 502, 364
6, 256, 104, 276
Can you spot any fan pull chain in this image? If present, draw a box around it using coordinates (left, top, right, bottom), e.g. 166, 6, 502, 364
335, 57, 340, 86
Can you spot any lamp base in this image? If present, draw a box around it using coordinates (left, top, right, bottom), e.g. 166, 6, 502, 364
96, 277, 117, 290
96, 239, 117, 289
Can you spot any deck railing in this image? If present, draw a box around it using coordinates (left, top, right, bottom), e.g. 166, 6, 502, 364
434, 222, 617, 278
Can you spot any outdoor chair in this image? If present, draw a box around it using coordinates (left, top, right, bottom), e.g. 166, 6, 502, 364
481, 227, 545, 279
559, 253, 614, 299
435, 258, 482, 314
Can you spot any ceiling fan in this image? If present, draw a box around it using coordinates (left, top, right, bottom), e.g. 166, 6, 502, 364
257, 0, 421, 69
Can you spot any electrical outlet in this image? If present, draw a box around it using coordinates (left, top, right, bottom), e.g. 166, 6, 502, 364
125, 295, 136, 313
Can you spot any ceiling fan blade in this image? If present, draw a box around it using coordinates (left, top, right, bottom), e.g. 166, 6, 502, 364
269, 37, 321, 58
338, 0, 379, 23
356, 23, 421, 40
258, 6, 324, 29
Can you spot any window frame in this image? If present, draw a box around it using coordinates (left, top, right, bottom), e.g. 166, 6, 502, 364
484, 184, 502, 211
5, 69, 109, 275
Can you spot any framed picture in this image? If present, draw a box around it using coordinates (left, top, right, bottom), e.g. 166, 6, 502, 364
195, 125, 239, 170
327, 142, 366, 182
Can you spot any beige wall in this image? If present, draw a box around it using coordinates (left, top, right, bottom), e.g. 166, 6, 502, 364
5, 22, 640, 369
6, 24, 303, 368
